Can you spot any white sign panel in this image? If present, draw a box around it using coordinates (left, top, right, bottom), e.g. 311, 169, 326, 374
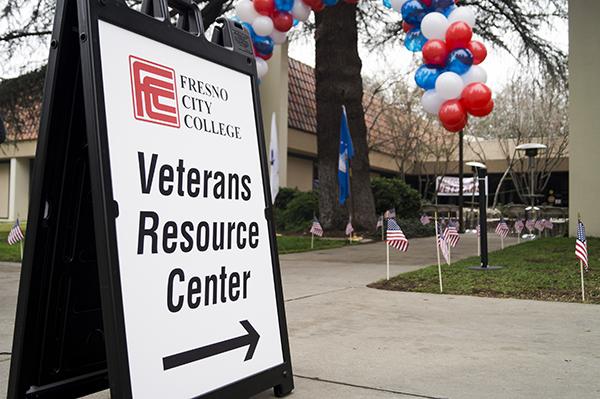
97, 21, 283, 398
436, 176, 488, 196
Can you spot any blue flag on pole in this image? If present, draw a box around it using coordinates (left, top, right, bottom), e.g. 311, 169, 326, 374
338, 106, 354, 205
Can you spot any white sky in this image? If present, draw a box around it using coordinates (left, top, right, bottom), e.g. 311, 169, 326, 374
288, 13, 569, 93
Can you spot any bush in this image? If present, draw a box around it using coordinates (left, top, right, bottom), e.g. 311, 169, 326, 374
371, 177, 422, 218
280, 191, 319, 232
395, 218, 435, 238
274, 187, 299, 210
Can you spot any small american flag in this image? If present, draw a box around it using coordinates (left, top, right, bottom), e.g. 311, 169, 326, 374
544, 219, 554, 230
345, 220, 354, 237
420, 214, 431, 225
376, 215, 383, 230
443, 220, 460, 248
514, 219, 525, 234
535, 219, 545, 232
495, 218, 510, 239
384, 208, 396, 219
437, 224, 451, 265
386, 219, 409, 252
310, 218, 323, 237
576, 219, 588, 271
8, 218, 24, 245
525, 219, 535, 232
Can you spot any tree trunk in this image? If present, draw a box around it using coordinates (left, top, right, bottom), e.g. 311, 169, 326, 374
314, 3, 376, 232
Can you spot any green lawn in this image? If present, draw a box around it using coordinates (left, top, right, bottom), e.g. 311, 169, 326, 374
370, 237, 600, 304
277, 235, 347, 254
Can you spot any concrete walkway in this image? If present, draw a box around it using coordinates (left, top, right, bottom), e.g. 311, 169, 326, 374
1, 234, 600, 398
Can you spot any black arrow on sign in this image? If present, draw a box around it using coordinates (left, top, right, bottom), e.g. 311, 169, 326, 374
162, 320, 260, 370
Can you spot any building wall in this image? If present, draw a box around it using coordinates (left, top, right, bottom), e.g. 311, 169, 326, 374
0, 162, 9, 218
287, 155, 314, 191
569, 0, 600, 236
260, 43, 289, 188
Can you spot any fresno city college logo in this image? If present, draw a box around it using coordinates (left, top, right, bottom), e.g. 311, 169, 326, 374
129, 55, 180, 128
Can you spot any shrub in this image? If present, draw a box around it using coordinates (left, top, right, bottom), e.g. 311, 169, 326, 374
371, 177, 422, 219
274, 187, 299, 210
281, 191, 319, 232
395, 218, 435, 238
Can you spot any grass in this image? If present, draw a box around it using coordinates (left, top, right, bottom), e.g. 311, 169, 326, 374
0, 222, 25, 262
369, 237, 600, 304
277, 235, 348, 254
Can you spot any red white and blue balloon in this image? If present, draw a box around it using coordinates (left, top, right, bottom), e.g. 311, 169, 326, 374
386, 0, 494, 132
235, 0, 358, 79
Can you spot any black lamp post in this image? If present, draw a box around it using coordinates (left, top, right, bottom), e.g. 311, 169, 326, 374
466, 161, 502, 271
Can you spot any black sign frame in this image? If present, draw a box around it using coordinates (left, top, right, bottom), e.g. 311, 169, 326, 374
8, 0, 294, 397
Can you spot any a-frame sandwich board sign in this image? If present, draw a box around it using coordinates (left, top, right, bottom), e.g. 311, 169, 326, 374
7, 0, 294, 397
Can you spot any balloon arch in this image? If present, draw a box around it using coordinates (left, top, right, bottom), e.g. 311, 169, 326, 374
234, 0, 493, 132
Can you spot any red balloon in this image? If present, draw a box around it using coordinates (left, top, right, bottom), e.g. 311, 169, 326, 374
439, 100, 468, 132
461, 83, 492, 112
272, 11, 293, 32
445, 22, 473, 50
422, 39, 448, 67
469, 99, 494, 117
421, 0, 432, 6
467, 40, 487, 65
256, 51, 273, 61
311, 0, 325, 12
345, 0, 360, 3
253, 0, 275, 16
402, 21, 414, 33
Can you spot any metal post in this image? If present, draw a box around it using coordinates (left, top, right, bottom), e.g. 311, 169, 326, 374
478, 167, 489, 269
458, 130, 464, 233
528, 155, 535, 208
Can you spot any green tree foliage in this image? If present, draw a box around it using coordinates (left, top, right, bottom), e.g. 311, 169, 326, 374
371, 177, 421, 219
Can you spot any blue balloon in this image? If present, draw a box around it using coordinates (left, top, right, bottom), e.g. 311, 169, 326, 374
383, 0, 392, 9
446, 48, 473, 75
401, 0, 426, 25
439, 4, 456, 17
415, 65, 444, 90
242, 22, 256, 39
431, 0, 454, 8
293, 18, 299, 26
274, 0, 294, 12
405, 28, 427, 52
253, 35, 274, 56
323, 0, 339, 5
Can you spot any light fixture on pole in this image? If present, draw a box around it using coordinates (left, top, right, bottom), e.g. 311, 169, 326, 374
466, 161, 502, 271
516, 143, 546, 240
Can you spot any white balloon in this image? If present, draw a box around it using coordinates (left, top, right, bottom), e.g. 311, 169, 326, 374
256, 57, 269, 79
271, 29, 288, 45
292, 0, 311, 22
462, 65, 488, 85
422, 90, 445, 115
391, 0, 408, 13
252, 16, 274, 37
435, 72, 464, 100
448, 6, 476, 28
420, 12, 449, 40
235, 0, 259, 24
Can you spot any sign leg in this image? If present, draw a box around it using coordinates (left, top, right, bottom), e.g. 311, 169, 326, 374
580, 260, 586, 302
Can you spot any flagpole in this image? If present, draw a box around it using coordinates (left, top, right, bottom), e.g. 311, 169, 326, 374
20, 240, 23, 261
386, 240, 390, 281
477, 232, 480, 257
311, 232, 314, 250
381, 213, 384, 241
580, 260, 586, 302
501, 234, 504, 250
434, 212, 443, 293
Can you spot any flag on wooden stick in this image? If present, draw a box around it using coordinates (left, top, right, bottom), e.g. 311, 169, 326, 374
437, 224, 451, 265
8, 219, 24, 245
420, 214, 431, 225
310, 218, 323, 237
514, 219, 525, 235
345, 219, 354, 237
443, 220, 460, 248
495, 218, 510, 239
386, 219, 409, 252
576, 219, 589, 271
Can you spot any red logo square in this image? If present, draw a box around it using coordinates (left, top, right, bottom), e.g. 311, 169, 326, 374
129, 55, 180, 128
